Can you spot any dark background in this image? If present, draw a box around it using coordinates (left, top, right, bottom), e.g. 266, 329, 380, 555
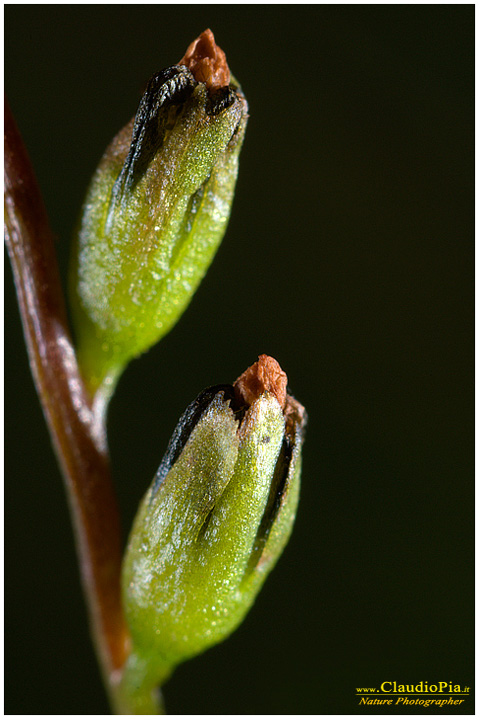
5, 5, 474, 715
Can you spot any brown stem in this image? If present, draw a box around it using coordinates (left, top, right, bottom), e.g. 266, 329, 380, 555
4, 100, 130, 701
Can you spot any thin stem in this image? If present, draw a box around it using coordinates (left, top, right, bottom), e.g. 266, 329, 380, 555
4, 100, 131, 708
117, 651, 171, 714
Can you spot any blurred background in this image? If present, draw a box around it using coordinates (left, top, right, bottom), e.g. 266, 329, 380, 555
5, 5, 473, 715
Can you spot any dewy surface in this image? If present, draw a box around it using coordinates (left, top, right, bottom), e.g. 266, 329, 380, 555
122, 357, 306, 698
70, 30, 248, 399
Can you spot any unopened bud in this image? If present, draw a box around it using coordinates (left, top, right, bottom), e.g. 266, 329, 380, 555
121, 355, 306, 696
70, 30, 248, 398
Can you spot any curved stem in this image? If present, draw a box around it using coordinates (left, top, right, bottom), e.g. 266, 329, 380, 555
4, 100, 132, 708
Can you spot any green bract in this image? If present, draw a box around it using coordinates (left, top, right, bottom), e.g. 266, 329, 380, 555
121, 379, 306, 704
70, 64, 248, 399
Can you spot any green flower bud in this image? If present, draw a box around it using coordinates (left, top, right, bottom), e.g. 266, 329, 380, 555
69, 30, 248, 399
121, 356, 306, 703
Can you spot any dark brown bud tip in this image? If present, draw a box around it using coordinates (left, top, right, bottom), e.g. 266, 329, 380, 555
234, 355, 288, 410
179, 28, 231, 91
284, 394, 307, 441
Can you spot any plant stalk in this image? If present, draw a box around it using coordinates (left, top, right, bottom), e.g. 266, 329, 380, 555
4, 100, 150, 713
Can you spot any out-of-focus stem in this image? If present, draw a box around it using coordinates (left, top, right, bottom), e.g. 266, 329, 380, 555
4, 100, 134, 711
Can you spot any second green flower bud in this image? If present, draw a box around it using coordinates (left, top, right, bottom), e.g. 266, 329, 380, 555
121, 355, 306, 704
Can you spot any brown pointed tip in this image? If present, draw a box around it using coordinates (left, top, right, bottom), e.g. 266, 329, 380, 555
234, 355, 288, 410
178, 28, 230, 92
